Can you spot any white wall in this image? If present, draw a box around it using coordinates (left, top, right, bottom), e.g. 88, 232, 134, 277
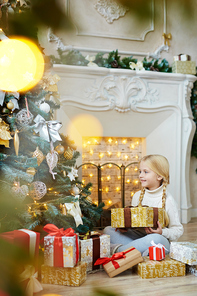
39, 0, 197, 219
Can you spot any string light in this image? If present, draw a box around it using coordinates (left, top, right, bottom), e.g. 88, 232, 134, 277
131, 192, 134, 197
89, 173, 94, 177
105, 187, 109, 193
122, 139, 127, 144
87, 141, 91, 145
106, 175, 111, 181
126, 179, 131, 184
117, 152, 121, 157
125, 168, 129, 172
117, 175, 121, 180
116, 187, 120, 192
135, 155, 139, 159
99, 152, 104, 158
90, 149, 94, 155
108, 138, 112, 144
133, 179, 139, 185
108, 164, 112, 168
107, 151, 112, 157
107, 200, 112, 205
124, 155, 129, 160
130, 144, 135, 149
134, 167, 138, 171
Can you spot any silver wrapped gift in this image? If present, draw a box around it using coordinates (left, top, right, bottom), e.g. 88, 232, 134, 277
170, 242, 197, 265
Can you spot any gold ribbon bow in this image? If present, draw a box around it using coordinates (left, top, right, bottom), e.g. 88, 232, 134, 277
19, 265, 43, 296
162, 33, 172, 46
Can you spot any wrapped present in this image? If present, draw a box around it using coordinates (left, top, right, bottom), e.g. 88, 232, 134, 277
149, 240, 167, 261
137, 255, 185, 279
43, 224, 79, 268
79, 232, 110, 272
186, 264, 197, 276
0, 229, 40, 269
41, 261, 87, 286
94, 247, 143, 278
170, 242, 197, 265
172, 60, 196, 75
111, 207, 165, 228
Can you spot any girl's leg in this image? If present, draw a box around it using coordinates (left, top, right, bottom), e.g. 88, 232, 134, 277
118, 233, 170, 254
103, 226, 146, 245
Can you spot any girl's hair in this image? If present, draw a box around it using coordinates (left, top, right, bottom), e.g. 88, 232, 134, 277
138, 154, 170, 208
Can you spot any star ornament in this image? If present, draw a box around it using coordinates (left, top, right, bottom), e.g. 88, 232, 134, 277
67, 167, 78, 181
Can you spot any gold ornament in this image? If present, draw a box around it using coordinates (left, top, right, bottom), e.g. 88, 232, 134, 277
14, 129, 19, 156
86, 196, 92, 204
7, 101, 14, 110
0, 118, 12, 148
70, 185, 80, 196
33, 146, 45, 166
55, 144, 65, 155
60, 204, 67, 215
26, 167, 36, 176
64, 147, 74, 160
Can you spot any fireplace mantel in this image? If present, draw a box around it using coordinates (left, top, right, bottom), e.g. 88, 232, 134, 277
53, 64, 197, 223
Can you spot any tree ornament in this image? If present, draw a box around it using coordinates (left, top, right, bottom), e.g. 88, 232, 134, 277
16, 108, 34, 126
7, 100, 14, 110
33, 146, 45, 166
0, 118, 12, 148
29, 181, 47, 200
12, 182, 29, 201
55, 144, 65, 155
64, 146, 74, 160
86, 196, 93, 204
14, 129, 19, 156
26, 167, 36, 176
39, 102, 50, 113
67, 167, 78, 181
70, 184, 81, 196
46, 150, 58, 179
2, 107, 9, 114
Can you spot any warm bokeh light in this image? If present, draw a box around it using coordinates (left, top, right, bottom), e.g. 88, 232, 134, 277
0, 37, 44, 91
67, 114, 103, 148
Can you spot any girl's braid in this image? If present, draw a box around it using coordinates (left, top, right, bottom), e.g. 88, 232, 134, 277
162, 180, 168, 209
138, 187, 145, 206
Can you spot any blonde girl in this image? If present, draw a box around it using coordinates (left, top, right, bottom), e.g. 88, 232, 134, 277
104, 154, 184, 255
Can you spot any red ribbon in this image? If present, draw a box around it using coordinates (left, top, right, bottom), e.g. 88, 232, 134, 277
94, 247, 135, 270
43, 224, 79, 267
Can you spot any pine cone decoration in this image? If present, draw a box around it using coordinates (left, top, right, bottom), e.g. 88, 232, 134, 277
150, 66, 159, 72
111, 60, 119, 68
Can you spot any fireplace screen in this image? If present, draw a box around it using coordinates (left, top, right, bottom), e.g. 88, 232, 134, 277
78, 137, 144, 226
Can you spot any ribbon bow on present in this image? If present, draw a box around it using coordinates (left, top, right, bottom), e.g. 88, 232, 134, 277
64, 200, 83, 227
94, 247, 135, 270
33, 114, 62, 143
149, 240, 168, 261
19, 265, 43, 296
43, 224, 79, 266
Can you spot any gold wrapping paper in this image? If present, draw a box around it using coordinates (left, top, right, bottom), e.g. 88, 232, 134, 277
111, 207, 165, 228
104, 247, 143, 278
137, 256, 185, 279
41, 261, 87, 286
172, 61, 196, 75
79, 233, 110, 272
44, 235, 77, 267
170, 242, 197, 265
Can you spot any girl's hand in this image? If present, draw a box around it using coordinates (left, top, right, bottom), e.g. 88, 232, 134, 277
145, 221, 162, 235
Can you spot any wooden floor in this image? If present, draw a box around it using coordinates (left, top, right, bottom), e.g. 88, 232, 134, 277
37, 218, 197, 296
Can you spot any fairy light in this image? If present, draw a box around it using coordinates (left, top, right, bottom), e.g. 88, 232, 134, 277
134, 166, 138, 171
108, 138, 112, 144
117, 152, 121, 157
116, 187, 120, 192
94, 139, 98, 144
89, 187, 93, 191
28, 206, 31, 211
108, 200, 112, 205
122, 139, 127, 144
89, 173, 94, 177
105, 187, 109, 193
107, 151, 112, 157
87, 141, 91, 145
131, 191, 134, 197
94, 201, 98, 206
133, 179, 139, 185
125, 168, 129, 172
117, 175, 121, 180
126, 179, 131, 184
108, 164, 112, 168
115, 140, 118, 145
99, 152, 104, 158
83, 143, 87, 148
136, 141, 139, 145
82, 179, 85, 184
106, 175, 111, 181
101, 177, 104, 181
34, 200, 37, 204
90, 149, 94, 155
130, 144, 135, 149
84, 165, 87, 169
135, 155, 139, 160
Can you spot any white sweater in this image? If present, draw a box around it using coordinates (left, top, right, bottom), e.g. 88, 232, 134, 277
131, 185, 184, 241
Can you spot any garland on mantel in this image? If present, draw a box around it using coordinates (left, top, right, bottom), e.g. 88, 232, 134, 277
50, 49, 172, 72
50, 49, 197, 162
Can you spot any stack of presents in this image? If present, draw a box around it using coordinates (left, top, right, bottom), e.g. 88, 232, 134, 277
1, 206, 197, 294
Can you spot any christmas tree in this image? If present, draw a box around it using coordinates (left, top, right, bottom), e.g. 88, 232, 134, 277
0, 66, 104, 233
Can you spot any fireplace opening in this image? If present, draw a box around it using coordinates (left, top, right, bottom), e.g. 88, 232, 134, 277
77, 136, 145, 226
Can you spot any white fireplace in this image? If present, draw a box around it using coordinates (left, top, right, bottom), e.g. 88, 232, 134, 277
54, 64, 196, 223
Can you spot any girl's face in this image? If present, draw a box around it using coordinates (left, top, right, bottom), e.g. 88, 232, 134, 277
139, 161, 162, 191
